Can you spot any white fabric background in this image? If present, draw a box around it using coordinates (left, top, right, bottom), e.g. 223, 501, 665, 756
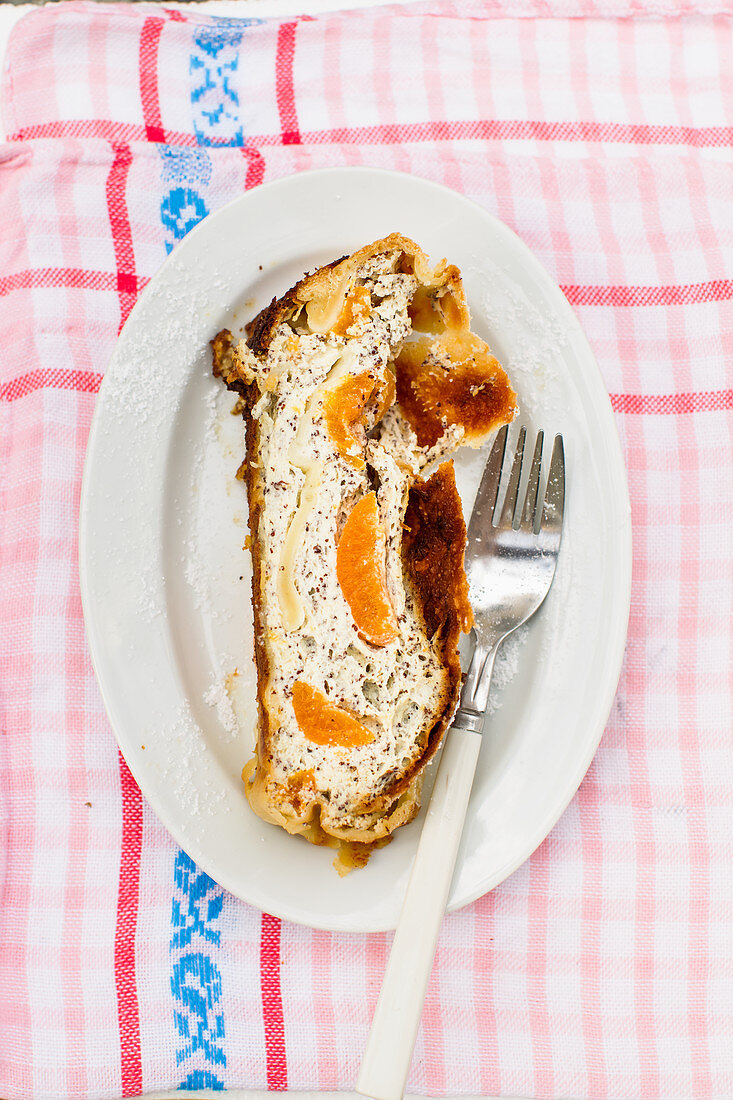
0, 0, 408, 144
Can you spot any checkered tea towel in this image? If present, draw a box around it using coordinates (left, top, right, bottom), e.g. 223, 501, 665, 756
2, 2, 733, 1098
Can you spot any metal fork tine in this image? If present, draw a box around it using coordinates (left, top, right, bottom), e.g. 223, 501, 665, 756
521, 430, 544, 532
499, 425, 526, 528
456, 424, 566, 728
541, 434, 565, 535
484, 424, 508, 521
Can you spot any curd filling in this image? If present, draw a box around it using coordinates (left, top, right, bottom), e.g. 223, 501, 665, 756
238, 251, 449, 824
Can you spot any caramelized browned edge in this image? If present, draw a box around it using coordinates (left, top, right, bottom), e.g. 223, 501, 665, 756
395, 341, 517, 449
378, 461, 473, 803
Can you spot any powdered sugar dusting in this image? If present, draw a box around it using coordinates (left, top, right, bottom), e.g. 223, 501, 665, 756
467, 257, 569, 424
149, 700, 230, 834
184, 364, 257, 753
137, 568, 165, 622
204, 673, 239, 738
487, 625, 529, 714
183, 383, 240, 621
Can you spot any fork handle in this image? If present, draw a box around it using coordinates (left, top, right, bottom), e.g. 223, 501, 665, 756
356, 724, 483, 1100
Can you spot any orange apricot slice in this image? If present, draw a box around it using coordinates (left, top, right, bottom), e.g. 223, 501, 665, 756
331, 285, 372, 336
292, 681, 374, 748
337, 492, 399, 647
322, 368, 395, 468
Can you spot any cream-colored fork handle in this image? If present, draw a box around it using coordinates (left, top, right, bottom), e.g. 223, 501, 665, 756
356, 724, 483, 1100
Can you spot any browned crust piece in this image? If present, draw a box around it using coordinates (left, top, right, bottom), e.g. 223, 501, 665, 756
401, 459, 473, 760
395, 333, 516, 449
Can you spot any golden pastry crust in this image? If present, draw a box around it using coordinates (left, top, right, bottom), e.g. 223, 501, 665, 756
211, 235, 516, 869
246, 233, 470, 355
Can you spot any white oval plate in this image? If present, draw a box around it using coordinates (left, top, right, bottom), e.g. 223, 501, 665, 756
80, 168, 631, 932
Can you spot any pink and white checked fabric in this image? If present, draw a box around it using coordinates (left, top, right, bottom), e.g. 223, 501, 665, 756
2, 2, 733, 1098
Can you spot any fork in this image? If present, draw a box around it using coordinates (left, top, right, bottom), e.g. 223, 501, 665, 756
357, 424, 565, 1100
